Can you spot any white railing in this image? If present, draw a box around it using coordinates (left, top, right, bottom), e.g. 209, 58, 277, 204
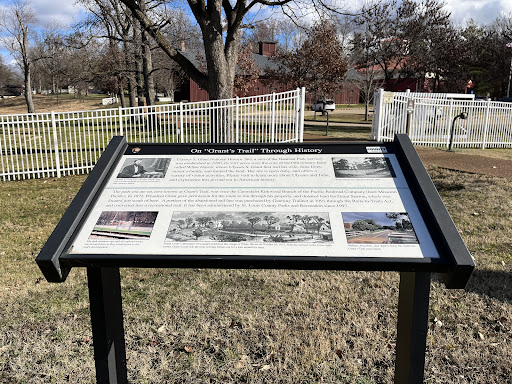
372, 89, 512, 148
1, 88, 305, 181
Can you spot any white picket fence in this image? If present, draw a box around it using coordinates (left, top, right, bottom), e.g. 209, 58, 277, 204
0, 88, 306, 181
372, 89, 512, 148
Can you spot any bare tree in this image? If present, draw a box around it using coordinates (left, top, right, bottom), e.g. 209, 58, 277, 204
0, 0, 37, 112
350, 30, 384, 120
78, 0, 139, 106
353, 0, 412, 91
117, 0, 348, 101
353, 0, 457, 92
31, 25, 70, 99
138, 0, 155, 105
266, 20, 348, 99
152, 48, 186, 100
64, 33, 101, 100
234, 42, 259, 97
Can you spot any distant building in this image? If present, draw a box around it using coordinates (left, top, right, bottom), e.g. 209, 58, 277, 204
176, 41, 361, 104
0, 84, 23, 97
344, 222, 353, 230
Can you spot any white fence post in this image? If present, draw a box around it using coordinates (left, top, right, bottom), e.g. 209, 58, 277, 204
299, 87, 305, 142
1, 121, 6, 181
236, 96, 239, 143
371, 90, 378, 140
51, 111, 61, 178
405, 89, 412, 138
179, 102, 184, 143
118, 106, 124, 136
482, 102, 490, 149
271, 92, 276, 142
294, 88, 300, 142
375, 88, 385, 141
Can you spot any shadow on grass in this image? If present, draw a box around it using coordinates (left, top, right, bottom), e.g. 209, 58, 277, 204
303, 124, 371, 132
465, 269, 512, 304
304, 124, 371, 141
303, 135, 369, 142
303, 125, 373, 142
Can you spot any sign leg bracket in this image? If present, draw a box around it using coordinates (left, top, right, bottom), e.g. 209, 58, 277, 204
394, 271, 431, 384
87, 267, 128, 384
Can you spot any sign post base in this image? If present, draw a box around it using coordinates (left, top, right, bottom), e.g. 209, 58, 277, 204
395, 272, 431, 384
87, 267, 128, 384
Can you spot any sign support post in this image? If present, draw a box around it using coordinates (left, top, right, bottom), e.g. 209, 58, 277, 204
394, 271, 431, 384
87, 267, 128, 384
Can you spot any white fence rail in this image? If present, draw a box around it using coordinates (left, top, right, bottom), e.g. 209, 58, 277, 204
372, 89, 512, 148
1, 88, 305, 181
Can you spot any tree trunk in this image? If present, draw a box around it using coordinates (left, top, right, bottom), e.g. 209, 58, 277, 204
24, 61, 35, 113
133, 22, 145, 106
139, 2, 155, 106
203, 33, 238, 142
118, 74, 126, 108
141, 28, 155, 106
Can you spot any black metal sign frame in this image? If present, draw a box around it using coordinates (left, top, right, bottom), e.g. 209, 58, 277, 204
36, 135, 474, 384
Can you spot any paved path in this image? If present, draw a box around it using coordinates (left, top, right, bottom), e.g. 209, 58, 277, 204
302, 134, 512, 179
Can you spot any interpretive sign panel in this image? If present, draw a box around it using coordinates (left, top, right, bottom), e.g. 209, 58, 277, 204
37, 135, 474, 288
36, 135, 475, 384
69, 145, 438, 260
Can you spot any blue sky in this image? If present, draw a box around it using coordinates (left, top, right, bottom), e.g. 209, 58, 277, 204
1, 0, 509, 65
0, 0, 87, 64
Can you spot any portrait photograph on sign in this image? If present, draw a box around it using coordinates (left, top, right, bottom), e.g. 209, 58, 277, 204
117, 158, 171, 178
90, 211, 158, 239
166, 211, 333, 243
342, 212, 419, 244
332, 156, 395, 178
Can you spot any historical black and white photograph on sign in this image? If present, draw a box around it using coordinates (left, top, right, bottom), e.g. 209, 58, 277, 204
117, 158, 171, 178
342, 212, 418, 244
90, 211, 158, 239
166, 212, 333, 243
332, 156, 395, 178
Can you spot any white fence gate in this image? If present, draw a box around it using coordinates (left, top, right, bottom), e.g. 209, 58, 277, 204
1, 88, 306, 181
372, 89, 512, 148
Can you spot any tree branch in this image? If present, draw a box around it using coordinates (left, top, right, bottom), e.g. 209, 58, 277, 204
247, 0, 294, 9
120, 0, 208, 89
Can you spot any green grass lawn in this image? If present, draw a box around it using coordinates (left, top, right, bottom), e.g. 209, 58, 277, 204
0, 167, 511, 383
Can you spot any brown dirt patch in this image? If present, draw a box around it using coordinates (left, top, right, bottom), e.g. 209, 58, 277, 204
416, 147, 512, 180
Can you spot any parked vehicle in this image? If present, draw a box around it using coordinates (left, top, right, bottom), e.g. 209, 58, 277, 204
311, 99, 335, 113
499, 97, 512, 102
475, 95, 491, 101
